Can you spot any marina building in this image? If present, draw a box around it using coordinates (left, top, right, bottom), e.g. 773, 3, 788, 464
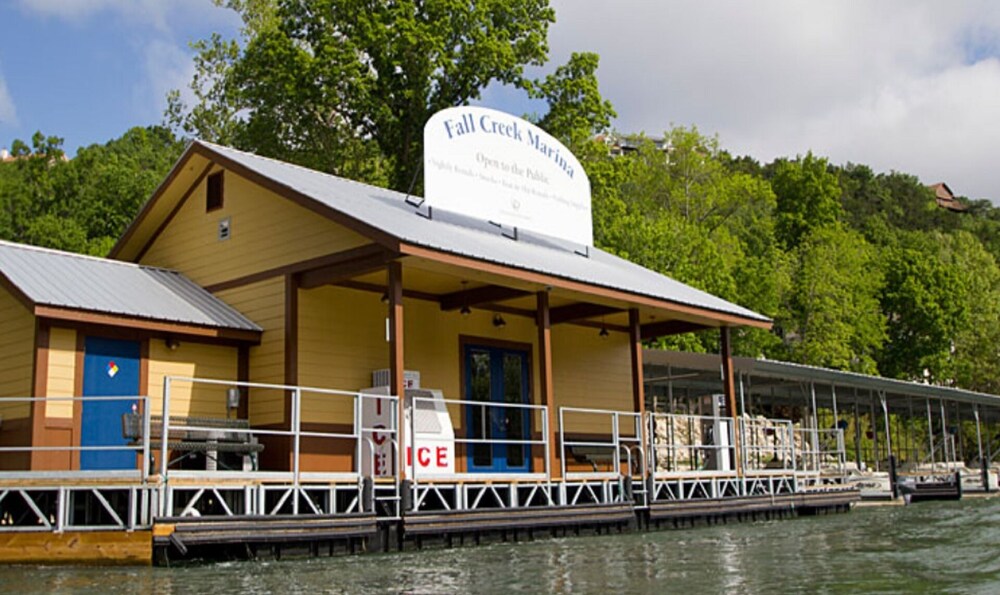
0, 132, 990, 564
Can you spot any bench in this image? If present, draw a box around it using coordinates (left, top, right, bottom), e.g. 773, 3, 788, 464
122, 413, 264, 471
568, 444, 636, 473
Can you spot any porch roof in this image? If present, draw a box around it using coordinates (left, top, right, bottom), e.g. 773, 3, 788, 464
0, 240, 262, 336
121, 141, 769, 328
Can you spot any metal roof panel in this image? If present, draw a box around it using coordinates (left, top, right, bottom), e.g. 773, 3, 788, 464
0, 240, 261, 332
199, 142, 770, 324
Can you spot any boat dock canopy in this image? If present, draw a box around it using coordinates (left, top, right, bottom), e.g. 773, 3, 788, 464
112, 141, 771, 331
645, 349, 1000, 409
0, 239, 262, 340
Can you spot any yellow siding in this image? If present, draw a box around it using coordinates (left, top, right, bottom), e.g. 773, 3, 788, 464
216, 277, 285, 425
0, 288, 33, 420
553, 326, 634, 436
297, 286, 552, 431
44, 328, 77, 419
147, 341, 238, 418
140, 168, 369, 288
298, 286, 387, 424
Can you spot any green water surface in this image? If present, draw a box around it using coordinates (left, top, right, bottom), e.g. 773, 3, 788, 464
2, 498, 999, 594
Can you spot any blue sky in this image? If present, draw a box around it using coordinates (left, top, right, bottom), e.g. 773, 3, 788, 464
0, 1, 239, 152
2, 1, 1000, 202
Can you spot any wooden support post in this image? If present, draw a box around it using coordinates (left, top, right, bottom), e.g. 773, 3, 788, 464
536, 291, 559, 480
628, 309, 647, 479
388, 262, 406, 481
720, 326, 742, 477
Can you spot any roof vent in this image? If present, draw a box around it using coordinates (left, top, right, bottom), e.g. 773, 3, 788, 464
218, 217, 232, 241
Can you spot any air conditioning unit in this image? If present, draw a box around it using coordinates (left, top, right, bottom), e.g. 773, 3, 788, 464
371, 369, 420, 389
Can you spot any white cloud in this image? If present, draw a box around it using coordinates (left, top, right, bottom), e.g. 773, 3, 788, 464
135, 38, 196, 123
0, 69, 16, 126
545, 0, 1000, 200
17, 0, 233, 33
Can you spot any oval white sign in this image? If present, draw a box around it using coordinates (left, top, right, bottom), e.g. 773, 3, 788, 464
424, 106, 592, 246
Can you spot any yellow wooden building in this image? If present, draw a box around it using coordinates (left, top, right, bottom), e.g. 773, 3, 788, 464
1, 140, 771, 479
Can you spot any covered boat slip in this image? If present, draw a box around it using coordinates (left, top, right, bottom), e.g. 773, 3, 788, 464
645, 350, 1000, 501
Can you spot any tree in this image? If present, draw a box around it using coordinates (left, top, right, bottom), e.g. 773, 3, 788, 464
169, 0, 556, 192
877, 232, 968, 382
779, 226, 885, 373
771, 152, 842, 249
530, 52, 616, 147
0, 127, 183, 256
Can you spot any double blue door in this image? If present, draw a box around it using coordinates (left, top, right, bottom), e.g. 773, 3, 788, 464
465, 345, 530, 472
81, 337, 140, 470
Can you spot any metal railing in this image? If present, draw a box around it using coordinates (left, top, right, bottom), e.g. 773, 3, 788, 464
794, 427, 847, 477
559, 406, 643, 480
740, 417, 796, 475
409, 395, 549, 481
648, 412, 737, 477
161, 377, 398, 485
0, 395, 151, 480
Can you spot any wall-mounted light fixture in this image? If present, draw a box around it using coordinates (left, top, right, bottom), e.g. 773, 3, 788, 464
460, 305, 471, 316
165, 337, 180, 351
599, 327, 610, 338
492, 313, 506, 328
380, 292, 389, 304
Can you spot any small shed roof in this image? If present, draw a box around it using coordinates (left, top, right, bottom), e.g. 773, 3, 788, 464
0, 240, 261, 335
162, 142, 770, 326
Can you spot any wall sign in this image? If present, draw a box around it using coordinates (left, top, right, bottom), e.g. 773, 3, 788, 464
424, 106, 593, 246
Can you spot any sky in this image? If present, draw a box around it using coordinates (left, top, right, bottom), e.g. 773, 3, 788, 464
2, 1, 999, 201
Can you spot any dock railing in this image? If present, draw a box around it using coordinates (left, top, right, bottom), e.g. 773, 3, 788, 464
160, 377, 398, 484
409, 395, 549, 482
0, 395, 151, 481
648, 412, 737, 478
793, 427, 847, 482
559, 407, 643, 481
0, 395, 154, 532
740, 417, 796, 476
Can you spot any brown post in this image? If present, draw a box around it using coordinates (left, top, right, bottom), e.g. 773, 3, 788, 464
628, 309, 647, 477
536, 291, 559, 480
720, 326, 743, 476
388, 262, 406, 480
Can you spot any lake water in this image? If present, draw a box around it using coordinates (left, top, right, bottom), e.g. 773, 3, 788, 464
3, 498, 1000, 594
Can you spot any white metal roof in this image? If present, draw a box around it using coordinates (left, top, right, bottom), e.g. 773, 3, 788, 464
0, 240, 261, 332
197, 141, 770, 324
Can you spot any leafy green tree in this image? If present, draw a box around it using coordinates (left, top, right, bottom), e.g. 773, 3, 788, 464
877, 232, 969, 382
169, 0, 556, 191
779, 226, 885, 373
771, 152, 842, 249
0, 127, 183, 256
530, 52, 616, 146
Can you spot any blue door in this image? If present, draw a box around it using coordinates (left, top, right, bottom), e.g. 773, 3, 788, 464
465, 345, 530, 472
81, 337, 140, 470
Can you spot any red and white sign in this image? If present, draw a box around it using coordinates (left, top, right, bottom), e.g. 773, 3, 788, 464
362, 387, 455, 477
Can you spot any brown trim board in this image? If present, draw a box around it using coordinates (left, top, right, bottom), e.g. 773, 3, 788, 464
399, 243, 772, 330
35, 306, 261, 344
205, 243, 397, 293
0, 270, 36, 312
29, 321, 49, 468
